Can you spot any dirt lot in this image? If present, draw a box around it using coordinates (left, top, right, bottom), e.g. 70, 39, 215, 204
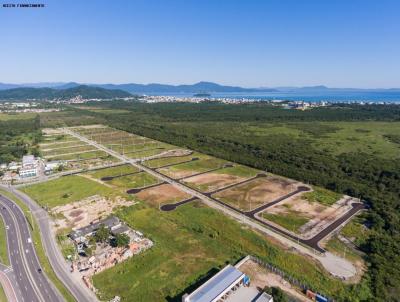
261, 194, 354, 238
157, 168, 197, 179
183, 173, 245, 192
135, 184, 191, 207
213, 176, 298, 211
51, 195, 134, 230
239, 259, 311, 301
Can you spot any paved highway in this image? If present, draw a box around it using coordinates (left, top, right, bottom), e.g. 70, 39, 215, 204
0, 194, 63, 302
0, 185, 99, 302
0, 263, 19, 302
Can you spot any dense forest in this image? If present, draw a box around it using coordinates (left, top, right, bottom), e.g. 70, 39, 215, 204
0, 115, 41, 164
71, 101, 400, 301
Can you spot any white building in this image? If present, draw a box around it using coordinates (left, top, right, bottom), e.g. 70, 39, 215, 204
19, 155, 43, 178
45, 160, 65, 173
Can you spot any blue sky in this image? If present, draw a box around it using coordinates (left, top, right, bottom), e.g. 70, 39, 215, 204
0, 0, 399, 88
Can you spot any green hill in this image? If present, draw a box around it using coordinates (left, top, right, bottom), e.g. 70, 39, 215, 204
0, 85, 132, 100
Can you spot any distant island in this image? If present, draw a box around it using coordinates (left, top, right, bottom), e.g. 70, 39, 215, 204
193, 93, 211, 97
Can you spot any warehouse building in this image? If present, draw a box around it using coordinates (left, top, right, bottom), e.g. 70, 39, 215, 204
182, 264, 272, 302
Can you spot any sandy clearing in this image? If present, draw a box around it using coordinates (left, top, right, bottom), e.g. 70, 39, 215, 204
183, 173, 245, 192
213, 177, 298, 211
136, 183, 191, 206
52, 195, 134, 230
239, 259, 311, 301
157, 168, 198, 179
263, 193, 355, 239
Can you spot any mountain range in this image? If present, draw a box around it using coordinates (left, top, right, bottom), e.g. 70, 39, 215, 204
0, 81, 399, 100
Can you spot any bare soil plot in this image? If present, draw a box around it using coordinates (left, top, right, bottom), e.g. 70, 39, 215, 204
51, 195, 133, 229
239, 259, 311, 302
182, 172, 246, 192
59, 154, 120, 171
135, 184, 191, 207
213, 176, 298, 212
259, 190, 351, 238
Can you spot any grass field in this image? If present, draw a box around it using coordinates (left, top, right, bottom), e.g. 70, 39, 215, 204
325, 216, 371, 263
40, 141, 85, 150
340, 217, 371, 246
215, 165, 260, 178
325, 237, 363, 263
0, 217, 9, 266
48, 150, 113, 161
126, 148, 169, 159
303, 186, 342, 206
0, 112, 38, 121
41, 134, 78, 143
145, 154, 196, 168
22, 175, 123, 208
108, 172, 160, 189
159, 156, 228, 179
92, 202, 350, 301
88, 164, 139, 179
42, 145, 95, 156
261, 210, 309, 233
0, 284, 7, 302
73, 107, 131, 114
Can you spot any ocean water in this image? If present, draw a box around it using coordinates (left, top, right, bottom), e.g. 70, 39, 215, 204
146, 91, 400, 103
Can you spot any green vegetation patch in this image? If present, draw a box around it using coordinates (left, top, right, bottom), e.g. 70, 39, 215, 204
0, 112, 38, 121
108, 172, 159, 189
168, 157, 227, 173
144, 154, 195, 168
88, 164, 139, 179
215, 165, 260, 178
302, 186, 342, 206
49, 150, 113, 161
0, 284, 7, 302
261, 211, 309, 232
92, 202, 352, 301
42, 145, 95, 156
325, 237, 363, 263
56, 228, 76, 259
22, 175, 120, 208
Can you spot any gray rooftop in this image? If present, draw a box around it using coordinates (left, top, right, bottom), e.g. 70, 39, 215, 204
187, 265, 244, 302
70, 216, 120, 240
111, 225, 130, 235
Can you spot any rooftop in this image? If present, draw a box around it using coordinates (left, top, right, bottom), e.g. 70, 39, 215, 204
70, 216, 121, 240
226, 286, 273, 302
22, 155, 36, 166
186, 265, 244, 302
